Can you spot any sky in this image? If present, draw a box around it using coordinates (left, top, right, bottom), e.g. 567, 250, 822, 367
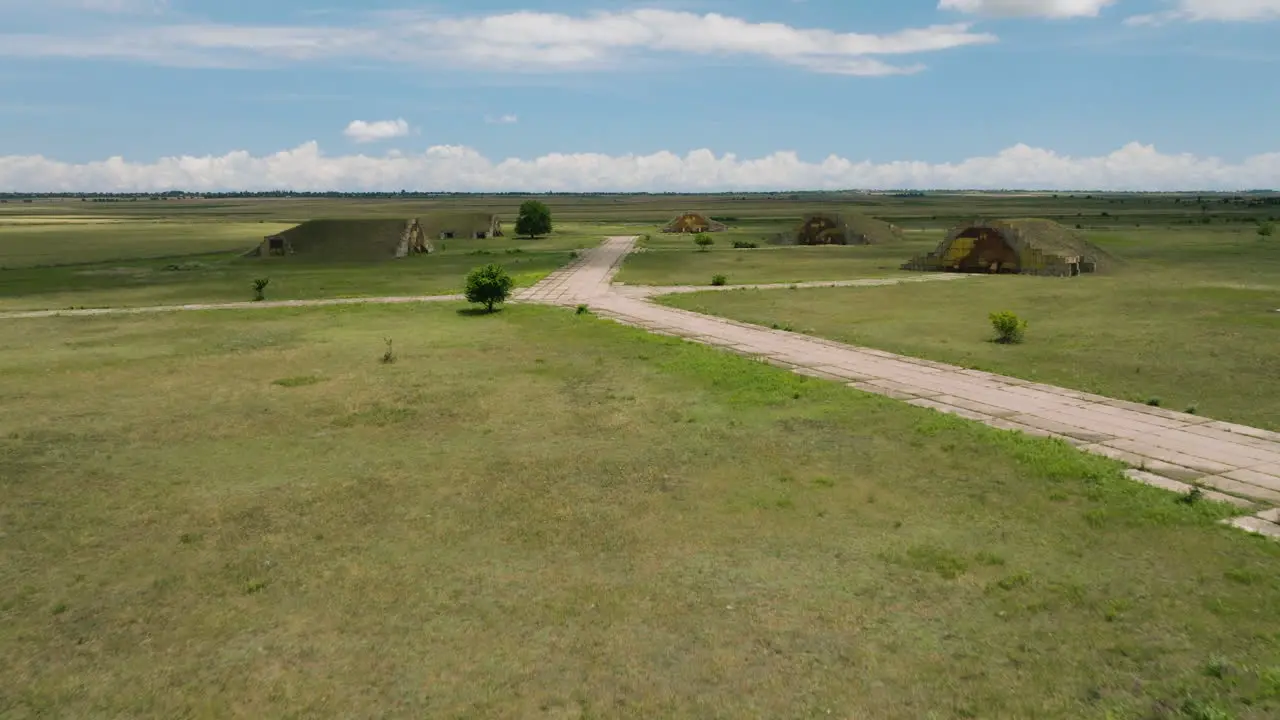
1, 0, 1278, 192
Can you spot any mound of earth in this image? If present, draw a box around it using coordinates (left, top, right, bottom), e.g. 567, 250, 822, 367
663, 212, 728, 234
903, 218, 1115, 277
772, 213, 905, 246
245, 214, 502, 261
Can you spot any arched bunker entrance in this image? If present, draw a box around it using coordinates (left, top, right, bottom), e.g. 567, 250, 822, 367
797, 215, 845, 245
949, 226, 1021, 274
664, 213, 726, 234
903, 219, 1101, 277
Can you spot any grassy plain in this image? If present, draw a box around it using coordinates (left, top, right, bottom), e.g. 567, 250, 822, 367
0, 220, 296, 268
615, 192, 1275, 287
664, 227, 1280, 430
0, 220, 622, 310
618, 217, 938, 286
2, 192, 1280, 717
3, 303, 1280, 718
618, 237, 940, 286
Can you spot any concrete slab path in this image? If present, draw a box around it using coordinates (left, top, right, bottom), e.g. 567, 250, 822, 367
513, 236, 634, 305
520, 236, 1280, 533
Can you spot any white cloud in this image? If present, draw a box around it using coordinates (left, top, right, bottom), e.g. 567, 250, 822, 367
485, 114, 519, 125
1184, 0, 1280, 20
939, 0, 1117, 18
1127, 0, 1280, 24
2, 142, 1276, 192
0, 0, 168, 13
343, 119, 410, 144
0, 9, 998, 76
1123, 13, 1166, 24
77, 0, 167, 11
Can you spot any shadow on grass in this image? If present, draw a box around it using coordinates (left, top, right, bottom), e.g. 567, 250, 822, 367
455, 306, 505, 317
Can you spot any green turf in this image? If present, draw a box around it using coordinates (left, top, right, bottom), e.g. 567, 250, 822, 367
634, 221, 797, 250
2, 193, 1279, 717
6, 191, 1272, 230
0, 252, 564, 310
617, 238, 940, 286
0, 220, 295, 268
619, 216, 940, 287
663, 227, 1280, 430
0, 223, 621, 310
2, 303, 1278, 718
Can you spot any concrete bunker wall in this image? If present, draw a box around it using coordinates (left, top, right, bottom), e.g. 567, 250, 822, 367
434, 215, 503, 240
396, 219, 434, 257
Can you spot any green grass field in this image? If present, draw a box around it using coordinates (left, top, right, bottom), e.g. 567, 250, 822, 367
3, 303, 1279, 718
617, 239, 939, 286
0, 221, 624, 310
3, 193, 1279, 718
663, 227, 1280, 430
0, 252, 566, 310
614, 218, 938, 287
9, 191, 1269, 227
0, 221, 296, 268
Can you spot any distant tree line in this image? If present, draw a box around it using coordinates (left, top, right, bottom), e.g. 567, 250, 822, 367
0, 190, 870, 200
0, 190, 1277, 203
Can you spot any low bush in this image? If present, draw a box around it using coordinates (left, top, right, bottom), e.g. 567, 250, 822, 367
711, 274, 728, 287
694, 233, 714, 251
732, 240, 758, 249
464, 264, 514, 312
989, 311, 1027, 344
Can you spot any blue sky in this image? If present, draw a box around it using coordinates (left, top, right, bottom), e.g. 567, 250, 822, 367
1, 0, 1278, 191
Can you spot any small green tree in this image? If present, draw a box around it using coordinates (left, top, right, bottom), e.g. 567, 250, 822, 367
711, 274, 727, 286
465, 263, 514, 312
1259, 222, 1275, 238
252, 278, 270, 302
514, 200, 553, 239
989, 311, 1027, 344
694, 233, 714, 251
